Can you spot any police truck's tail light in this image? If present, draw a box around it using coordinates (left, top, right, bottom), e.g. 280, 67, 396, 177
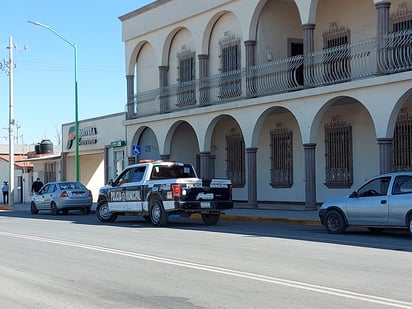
172, 184, 181, 198
229, 184, 233, 199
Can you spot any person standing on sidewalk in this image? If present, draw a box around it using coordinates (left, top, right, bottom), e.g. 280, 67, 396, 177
31, 177, 44, 194
2, 181, 9, 204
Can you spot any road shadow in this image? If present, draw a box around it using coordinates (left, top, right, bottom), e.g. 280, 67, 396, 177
1, 205, 412, 252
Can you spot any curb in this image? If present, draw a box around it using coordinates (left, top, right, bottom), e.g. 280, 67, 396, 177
221, 214, 321, 226
192, 213, 321, 226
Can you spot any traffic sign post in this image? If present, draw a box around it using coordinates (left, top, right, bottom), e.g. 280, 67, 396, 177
132, 145, 141, 163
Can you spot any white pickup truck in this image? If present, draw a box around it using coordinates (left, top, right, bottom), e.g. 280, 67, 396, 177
96, 161, 233, 226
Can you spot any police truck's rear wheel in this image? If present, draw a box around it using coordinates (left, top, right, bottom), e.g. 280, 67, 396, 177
201, 213, 220, 225
96, 200, 117, 223
150, 199, 168, 226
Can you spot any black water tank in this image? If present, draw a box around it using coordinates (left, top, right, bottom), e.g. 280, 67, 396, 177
39, 139, 53, 154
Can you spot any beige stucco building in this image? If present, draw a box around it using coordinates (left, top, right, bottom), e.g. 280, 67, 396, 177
119, 0, 412, 208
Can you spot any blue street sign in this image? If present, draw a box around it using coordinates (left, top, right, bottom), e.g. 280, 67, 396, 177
132, 145, 141, 156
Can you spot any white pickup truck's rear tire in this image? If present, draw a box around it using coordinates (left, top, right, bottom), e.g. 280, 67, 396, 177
201, 213, 220, 225
150, 199, 168, 226
96, 200, 117, 223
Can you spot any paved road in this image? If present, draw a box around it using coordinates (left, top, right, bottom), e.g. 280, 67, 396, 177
1, 208, 412, 308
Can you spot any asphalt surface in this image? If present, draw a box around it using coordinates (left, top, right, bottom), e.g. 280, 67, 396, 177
0, 203, 321, 226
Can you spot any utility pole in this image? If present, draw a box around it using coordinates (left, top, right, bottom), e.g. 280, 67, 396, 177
0, 36, 25, 207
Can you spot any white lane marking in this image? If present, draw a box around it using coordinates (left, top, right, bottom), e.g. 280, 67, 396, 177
1, 231, 411, 308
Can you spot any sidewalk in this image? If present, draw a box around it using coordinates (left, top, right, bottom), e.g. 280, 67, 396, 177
0, 202, 321, 226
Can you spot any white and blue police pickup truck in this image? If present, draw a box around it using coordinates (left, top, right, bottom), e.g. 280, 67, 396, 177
96, 161, 233, 226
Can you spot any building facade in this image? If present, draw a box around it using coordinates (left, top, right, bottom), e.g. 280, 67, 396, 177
120, 0, 412, 208
61, 112, 126, 201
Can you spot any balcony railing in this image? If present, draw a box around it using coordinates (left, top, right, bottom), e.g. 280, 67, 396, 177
131, 31, 412, 118
305, 37, 378, 87
378, 29, 412, 73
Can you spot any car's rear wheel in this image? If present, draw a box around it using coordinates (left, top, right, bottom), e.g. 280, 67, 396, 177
50, 202, 59, 215
201, 213, 220, 225
30, 202, 38, 214
408, 215, 412, 236
324, 210, 346, 234
150, 199, 168, 226
96, 200, 117, 223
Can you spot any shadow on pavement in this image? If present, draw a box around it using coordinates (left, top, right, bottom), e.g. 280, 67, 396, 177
1, 204, 411, 253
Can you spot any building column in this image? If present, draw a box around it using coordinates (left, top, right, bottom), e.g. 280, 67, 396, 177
302, 23, 315, 87
198, 54, 209, 105
303, 143, 317, 210
378, 138, 393, 174
244, 40, 256, 98
199, 152, 210, 178
376, 1, 391, 74
159, 65, 169, 113
244, 40, 256, 67
247, 147, 258, 207
126, 75, 135, 119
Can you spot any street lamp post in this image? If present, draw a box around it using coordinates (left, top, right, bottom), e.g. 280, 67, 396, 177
28, 20, 79, 181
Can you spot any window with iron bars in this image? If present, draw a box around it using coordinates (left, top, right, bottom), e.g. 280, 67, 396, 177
177, 48, 196, 106
44, 162, 56, 183
322, 23, 351, 83
393, 110, 412, 171
226, 130, 245, 187
324, 120, 353, 188
219, 33, 241, 99
270, 127, 293, 188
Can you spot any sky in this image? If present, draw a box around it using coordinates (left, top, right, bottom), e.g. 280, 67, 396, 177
0, 0, 153, 147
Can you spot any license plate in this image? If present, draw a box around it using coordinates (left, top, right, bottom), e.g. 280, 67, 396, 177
201, 202, 210, 208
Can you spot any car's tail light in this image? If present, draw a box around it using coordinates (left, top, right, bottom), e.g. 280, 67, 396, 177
172, 184, 181, 198
60, 191, 68, 198
229, 184, 232, 199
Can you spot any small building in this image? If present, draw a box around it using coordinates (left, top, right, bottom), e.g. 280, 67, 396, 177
15, 140, 61, 203
61, 112, 126, 202
0, 144, 35, 204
